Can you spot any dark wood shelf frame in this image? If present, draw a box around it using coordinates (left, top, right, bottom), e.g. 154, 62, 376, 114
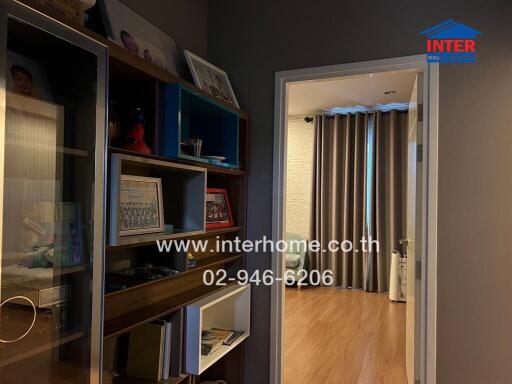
113, 374, 190, 384
105, 226, 243, 252
109, 147, 247, 176
105, 253, 243, 298
104, 284, 237, 339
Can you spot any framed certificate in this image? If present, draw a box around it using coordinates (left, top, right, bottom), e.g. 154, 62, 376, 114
118, 175, 165, 236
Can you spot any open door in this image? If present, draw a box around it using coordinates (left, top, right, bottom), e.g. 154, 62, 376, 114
405, 73, 423, 384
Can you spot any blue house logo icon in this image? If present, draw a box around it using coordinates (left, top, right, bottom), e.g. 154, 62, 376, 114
420, 19, 481, 63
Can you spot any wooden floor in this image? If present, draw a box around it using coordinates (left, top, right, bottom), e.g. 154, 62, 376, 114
284, 287, 407, 384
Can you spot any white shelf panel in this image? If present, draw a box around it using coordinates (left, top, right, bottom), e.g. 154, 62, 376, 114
185, 284, 251, 375
199, 332, 249, 373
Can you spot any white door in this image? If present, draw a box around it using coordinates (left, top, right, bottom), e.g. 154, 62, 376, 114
406, 73, 423, 384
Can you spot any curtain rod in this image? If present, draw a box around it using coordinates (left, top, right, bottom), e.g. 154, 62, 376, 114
304, 109, 408, 121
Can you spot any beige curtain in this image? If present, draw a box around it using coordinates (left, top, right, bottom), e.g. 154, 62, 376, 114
310, 110, 407, 292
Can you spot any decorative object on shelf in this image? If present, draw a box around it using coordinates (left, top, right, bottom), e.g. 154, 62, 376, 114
21, 202, 84, 267
186, 252, 197, 269
202, 155, 228, 167
201, 328, 233, 356
112, 264, 178, 281
202, 156, 226, 162
33, 0, 85, 25
78, 0, 96, 10
121, 107, 151, 155
187, 138, 203, 158
108, 99, 121, 144
98, 0, 181, 75
205, 188, 234, 228
118, 175, 164, 236
183, 50, 239, 108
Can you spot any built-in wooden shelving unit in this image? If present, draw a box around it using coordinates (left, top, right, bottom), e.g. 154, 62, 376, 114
14, 2, 250, 383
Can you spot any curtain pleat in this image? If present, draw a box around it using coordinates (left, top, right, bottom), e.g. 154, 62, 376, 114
310, 110, 407, 292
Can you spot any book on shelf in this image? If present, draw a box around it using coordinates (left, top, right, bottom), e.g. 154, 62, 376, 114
126, 319, 172, 381
201, 327, 244, 356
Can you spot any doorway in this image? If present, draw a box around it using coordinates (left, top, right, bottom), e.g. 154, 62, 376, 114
271, 55, 439, 384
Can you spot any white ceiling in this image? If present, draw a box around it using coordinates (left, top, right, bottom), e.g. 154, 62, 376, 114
288, 70, 418, 116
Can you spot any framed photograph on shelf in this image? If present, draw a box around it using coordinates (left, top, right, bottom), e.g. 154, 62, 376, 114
6, 51, 53, 101
118, 175, 165, 236
184, 50, 239, 108
205, 188, 234, 228
98, 0, 181, 75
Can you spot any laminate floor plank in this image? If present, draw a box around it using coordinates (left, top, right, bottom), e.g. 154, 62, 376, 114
284, 288, 407, 384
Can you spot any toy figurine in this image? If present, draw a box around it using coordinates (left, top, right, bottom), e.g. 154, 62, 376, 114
122, 107, 152, 155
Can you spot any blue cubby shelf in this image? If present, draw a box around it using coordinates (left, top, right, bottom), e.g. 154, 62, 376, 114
163, 83, 240, 169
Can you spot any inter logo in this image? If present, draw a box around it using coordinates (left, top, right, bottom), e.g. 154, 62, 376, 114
420, 19, 481, 63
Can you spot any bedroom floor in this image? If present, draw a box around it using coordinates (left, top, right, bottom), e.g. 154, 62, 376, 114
284, 287, 407, 384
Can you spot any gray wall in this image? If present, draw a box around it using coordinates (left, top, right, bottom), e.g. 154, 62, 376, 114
207, 1, 512, 383
119, 0, 208, 57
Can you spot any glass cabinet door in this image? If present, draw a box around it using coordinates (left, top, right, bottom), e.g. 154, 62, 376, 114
0, 2, 107, 384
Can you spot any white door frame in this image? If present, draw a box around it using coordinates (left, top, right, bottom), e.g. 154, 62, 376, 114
270, 54, 439, 384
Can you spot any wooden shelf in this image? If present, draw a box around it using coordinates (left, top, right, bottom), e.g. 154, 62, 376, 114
109, 147, 246, 176
105, 228, 243, 252
105, 253, 243, 296
206, 226, 243, 236
108, 229, 206, 249
200, 333, 249, 374
173, 157, 246, 176
104, 284, 235, 339
0, 330, 84, 368
114, 374, 190, 384
6, 139, 89, 157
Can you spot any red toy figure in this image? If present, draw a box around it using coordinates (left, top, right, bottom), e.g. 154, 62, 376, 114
122, 108, 152, 155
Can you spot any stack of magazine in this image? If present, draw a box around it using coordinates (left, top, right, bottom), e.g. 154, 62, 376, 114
201, 328, 244, 356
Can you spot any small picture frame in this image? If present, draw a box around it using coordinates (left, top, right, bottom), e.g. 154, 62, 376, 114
118, 175, 165, 236
206, 188, 234, 228
184, 50, 239, 108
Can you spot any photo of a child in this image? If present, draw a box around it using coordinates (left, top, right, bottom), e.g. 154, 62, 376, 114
6, 51, 52, 101
100, 0, 181, 75
10, 64, 34, 96
120, 30, 139, 55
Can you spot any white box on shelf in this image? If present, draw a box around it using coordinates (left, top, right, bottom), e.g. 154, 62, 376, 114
185, 284, 251, 375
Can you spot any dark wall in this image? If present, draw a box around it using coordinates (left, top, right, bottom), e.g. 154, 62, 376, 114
207, 1, 512, 383
120, 0, 208, 57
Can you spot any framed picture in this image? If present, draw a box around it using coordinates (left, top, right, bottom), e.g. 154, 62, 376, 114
205, 188, 234, 228
98, 0, 181, 75
118, 175, 165, 236
6, 51, 53, 101
184, 50, 239, 108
